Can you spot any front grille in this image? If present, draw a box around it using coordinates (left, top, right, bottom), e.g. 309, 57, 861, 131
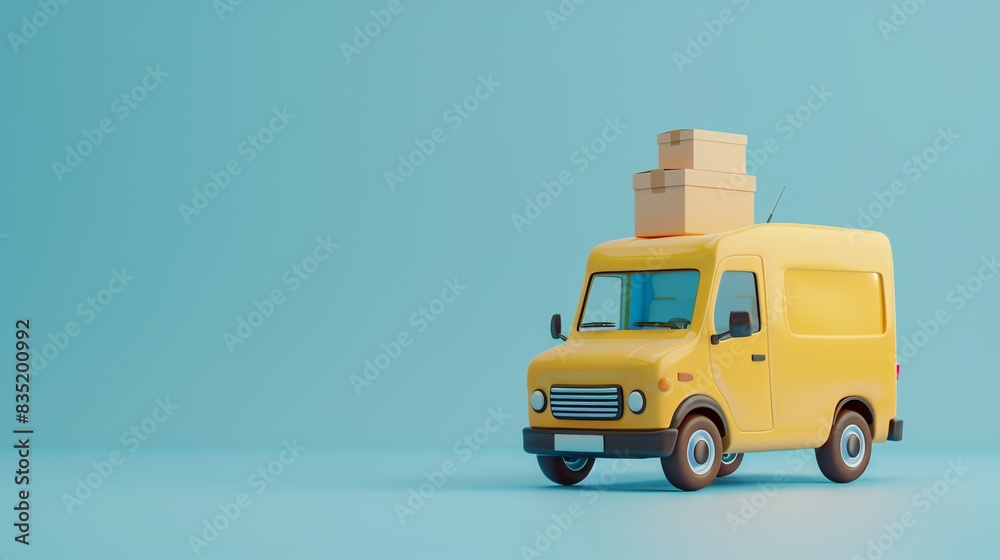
549, 385, 622, 420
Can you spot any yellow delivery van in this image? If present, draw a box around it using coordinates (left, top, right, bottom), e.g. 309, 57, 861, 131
523, 223, 903, 491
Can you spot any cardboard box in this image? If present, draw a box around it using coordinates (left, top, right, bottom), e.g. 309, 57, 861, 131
657, 129, 747, 174
633, 169, 755, 237
633, 168, 756, 192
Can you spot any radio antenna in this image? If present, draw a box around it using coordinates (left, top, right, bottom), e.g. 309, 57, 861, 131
765, 186, 786, 224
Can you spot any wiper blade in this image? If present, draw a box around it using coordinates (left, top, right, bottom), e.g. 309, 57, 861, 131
580, 322, 616, 328
632, 321, 682, 328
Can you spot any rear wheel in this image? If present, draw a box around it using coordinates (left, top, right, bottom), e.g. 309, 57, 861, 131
661, 414, 722, 491
717, 452, 744, 477
537, 456, 594, 486
815, 411, 872, 483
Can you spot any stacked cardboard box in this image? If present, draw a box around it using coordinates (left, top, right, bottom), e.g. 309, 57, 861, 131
633, 129, 755, 237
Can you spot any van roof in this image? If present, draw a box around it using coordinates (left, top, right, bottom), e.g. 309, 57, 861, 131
588, 223, 891, 272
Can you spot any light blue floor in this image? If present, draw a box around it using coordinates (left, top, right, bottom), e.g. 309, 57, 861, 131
10, 447, 992, 559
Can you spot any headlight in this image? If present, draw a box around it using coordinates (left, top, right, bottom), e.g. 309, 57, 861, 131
530, 390, 547, 412
628, 390, 645, 414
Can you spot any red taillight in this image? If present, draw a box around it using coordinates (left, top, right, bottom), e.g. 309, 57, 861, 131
896, 363, 900, 380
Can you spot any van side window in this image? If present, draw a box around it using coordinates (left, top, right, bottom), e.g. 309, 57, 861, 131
713, 271, 760, 333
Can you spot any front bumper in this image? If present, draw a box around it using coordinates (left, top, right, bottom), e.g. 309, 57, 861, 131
523, 427, 678, 458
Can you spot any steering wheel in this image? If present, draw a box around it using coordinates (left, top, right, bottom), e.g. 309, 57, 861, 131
666, 317, 691, 328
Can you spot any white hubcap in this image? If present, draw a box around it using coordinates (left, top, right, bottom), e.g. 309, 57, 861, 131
563, 457, 589, 472
686, 429, 716, 475
840, 425, 866, 468
721, 453, 739, 465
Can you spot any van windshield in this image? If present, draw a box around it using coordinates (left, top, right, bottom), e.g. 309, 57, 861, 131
579, 270, 700, 331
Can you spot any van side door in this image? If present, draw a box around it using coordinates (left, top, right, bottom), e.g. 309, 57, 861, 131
709, 256, 774, 432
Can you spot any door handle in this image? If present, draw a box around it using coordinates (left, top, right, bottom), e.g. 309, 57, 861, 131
751, 354, 766, 362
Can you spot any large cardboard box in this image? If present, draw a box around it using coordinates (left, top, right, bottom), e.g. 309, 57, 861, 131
657, 129, 747, 174
633, 169, 755, 237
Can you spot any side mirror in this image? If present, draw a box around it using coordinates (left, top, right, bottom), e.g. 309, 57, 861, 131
729, 311, 753, 338
550, 314, 567, 341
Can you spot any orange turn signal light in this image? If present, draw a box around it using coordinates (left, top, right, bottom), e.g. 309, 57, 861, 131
658, 377, 671, 392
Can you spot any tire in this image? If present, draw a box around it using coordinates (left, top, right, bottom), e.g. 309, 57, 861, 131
717, 452, 744, 478
537, 456, 595, 486
815, 410, 872, 483
661, 414, 722, 491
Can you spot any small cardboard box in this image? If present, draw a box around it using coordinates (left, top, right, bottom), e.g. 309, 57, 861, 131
633, 169, 755, 237
657, 129, 748, 174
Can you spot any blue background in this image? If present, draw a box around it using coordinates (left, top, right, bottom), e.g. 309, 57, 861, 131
1, 1, 997, 558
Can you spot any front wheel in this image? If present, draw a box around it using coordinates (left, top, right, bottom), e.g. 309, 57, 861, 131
815, 411, 872, 483
717, 452, 744, 477
661, 414, 722, 491
537, 456, 594, 486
